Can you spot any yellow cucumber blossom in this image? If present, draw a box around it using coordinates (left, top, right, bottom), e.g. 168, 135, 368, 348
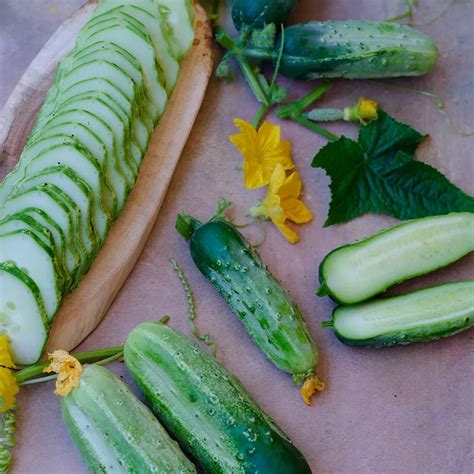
229, 118, 294, 189
44, 350, 83, 396
0, 335, 18, 412
344, 98, 378, 125
250, 164, 312, 244
301, 375, 325, 406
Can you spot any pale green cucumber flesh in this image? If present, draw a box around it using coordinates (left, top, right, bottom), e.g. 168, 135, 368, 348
328, 281, 474, 347
124, 322, 312, 474
0, 262, 48, 365
318, 213, 474, 304
0, 229, 61, 319
62, 365, 196, 474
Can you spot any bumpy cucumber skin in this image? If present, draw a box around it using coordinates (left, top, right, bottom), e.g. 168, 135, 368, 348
189, 220, 317, 384
317, 213, 474, 304
327, 282, 474, 348
277, 20, 438, 79
124, 322, 311, 474
232, 0, 297, 30
62, 365, 196, 474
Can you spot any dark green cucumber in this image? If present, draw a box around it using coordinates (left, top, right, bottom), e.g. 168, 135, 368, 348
61, 364, 196, 474
317, 213, 474, 304
323, 281, 474, 347
176, 212, 319, 387
242, 20, 438, 79
124, 321, 311, 474
232, 0, 297, 31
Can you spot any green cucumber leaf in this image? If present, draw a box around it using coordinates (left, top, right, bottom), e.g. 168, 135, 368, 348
312, 110, 474, 226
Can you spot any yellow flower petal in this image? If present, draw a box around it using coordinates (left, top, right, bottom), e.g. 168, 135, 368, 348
44, 350, 83, 397
0, 335, 15, 369
278, 169, 302, 200
358, 98, 378, 121
281, 197, 313, 224
300, 375, 325, 406
0, 367, 19, 412
275, 221, 300, 244
229, 119, 294, 189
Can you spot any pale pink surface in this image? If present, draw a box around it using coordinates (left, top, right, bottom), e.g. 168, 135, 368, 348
1, 1, 473, 473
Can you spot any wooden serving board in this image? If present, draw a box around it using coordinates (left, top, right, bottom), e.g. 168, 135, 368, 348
0, 1, 213, 353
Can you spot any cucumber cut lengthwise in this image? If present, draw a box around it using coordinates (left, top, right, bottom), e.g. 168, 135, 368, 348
324, 281, 474, 347
0, 262, 48, 365
318, 213, 474, 304
124, 321, 312, 474
61, 365, 196, 474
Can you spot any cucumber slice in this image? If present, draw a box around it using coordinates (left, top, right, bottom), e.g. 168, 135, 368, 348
0, 211, 68, 289
90, 3, 179, 93
155, 0, 195, 59
22, 207, 72, 290
0, 230, 62, 319
35, 111, 128, 216
318, 213, 474, 304
0, 262, 48, 365
75, 19, 167, 122
0, 186, 81, 288
16, 166, 103, 252
43, 96, 137, 195
325, 281, 474, 347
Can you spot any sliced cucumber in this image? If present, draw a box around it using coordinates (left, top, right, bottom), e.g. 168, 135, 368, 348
0, 262, 48, 365
75, 18, 167, 122
0, 230, 62, 319
89, 3, 179, 93
324, 281, 474, 347
0, 210, 69, 290
318, 213, 474, 304
155, 0, 195, 59
16, 166, 102, 252
35, 110, 128, 216
0, 186, 81, 288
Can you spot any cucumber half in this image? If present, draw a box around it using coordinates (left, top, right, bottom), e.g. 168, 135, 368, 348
324, 281, 474, 347
318, 213, 474, 304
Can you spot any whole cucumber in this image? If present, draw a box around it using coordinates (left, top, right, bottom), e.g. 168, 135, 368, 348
323, 281, 474, 347
176, 212, 322, 398
61, 364, 196, 473
124, 321, 312, 474
232, 0, 297, 31
243, 20, 438, 79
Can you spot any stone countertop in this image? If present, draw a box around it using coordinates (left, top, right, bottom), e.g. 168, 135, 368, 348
1, 1, 473, 473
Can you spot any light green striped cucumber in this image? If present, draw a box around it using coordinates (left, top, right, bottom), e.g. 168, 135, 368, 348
61, 364, 196, 473
124, 321, 312, 474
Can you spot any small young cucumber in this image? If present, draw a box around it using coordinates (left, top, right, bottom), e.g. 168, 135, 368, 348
323, 281, 474, 347
232, 0, 297, 31
318, 213, 474, 304
61, 364, 196, 474
176, 211, 321, 392
124, 321, 312, 474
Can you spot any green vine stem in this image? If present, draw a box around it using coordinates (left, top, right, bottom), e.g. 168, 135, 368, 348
0, 406, 16, 473
170, 259, 217, 356
14, 346, 124, 384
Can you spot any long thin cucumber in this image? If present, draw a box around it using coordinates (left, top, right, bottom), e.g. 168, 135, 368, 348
323, 281, 474, 347
318, 213, 474, 304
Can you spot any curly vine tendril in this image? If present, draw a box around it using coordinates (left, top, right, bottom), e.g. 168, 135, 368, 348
0, 406, 17, 473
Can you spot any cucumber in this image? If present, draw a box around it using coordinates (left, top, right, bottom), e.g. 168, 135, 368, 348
241, 20, 438, 79
176, 213, 319, 386
0, 262, 48, 365
61, 364, 196, 474
89, 4, 179, 93
318, 213, 474, 304
0, 186, 82, 288
232, 0, 297, 31
0, 229, 62, 319
124, 321, 311, 474
155, 0, 195, 59
324, 281, 474, 347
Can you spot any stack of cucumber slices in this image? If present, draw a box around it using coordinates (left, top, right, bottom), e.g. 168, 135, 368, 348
0, 0, 195, 365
